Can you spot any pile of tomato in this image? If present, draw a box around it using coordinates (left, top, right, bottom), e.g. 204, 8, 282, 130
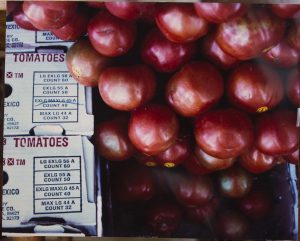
8, 1, 299, 238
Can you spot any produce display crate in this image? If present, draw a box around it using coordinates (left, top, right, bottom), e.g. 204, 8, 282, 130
1, 0, 299, 239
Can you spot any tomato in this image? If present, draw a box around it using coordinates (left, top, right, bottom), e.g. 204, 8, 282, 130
255, 110, 299, 156
166, 61, 224, 117
146, 202, 182, 236
95, 115, 134, 161
216, 210, 249, 239
270, 4, 300, 19
88, 10, 137, 57
201, 32, 240, 69
98, 64, 156, 111
194, 109, 254, 159
155, 3, 209, 43
128, 104, 179, 155
185, 197, 220, 223
51, 8, 90, 41
218, 165, 253, 198
140, 29, 197, 73
13, 8, 37, 31
194, 145, 236, 171
114, 164, 156, 202
239, 147, 275, 174
228, 62, 284, 113
216, 7, 286, 60
105, 2, 154, 21
173, 174, 214, 206
66, 38, 111, 87
22, 1, 78, 30
262, 39, 299, 68
284, 149, 299, 165
194, 2, 247, 23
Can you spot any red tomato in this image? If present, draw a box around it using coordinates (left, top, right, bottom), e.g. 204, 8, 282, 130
66, 38, 111, 87
194, 109, 254, 159
13, 8, 37, 31
262, 39, 299, 68
155, 3, 209, 43
155, 137, 190, 168
173, 174, 214, 206
166, 61, 224, 117
270, 4, 300, 19
98, 64, 156, 111
218, 165, 253, 198
194, 145, 236, 171
228, 62, 284, 113
216, 210, 249, 239
216, 7, 286, 60
128, 104, 179, 155
237, 189, 272, 220
185, 197, 220, 224
255, 110, 299, 156
239, 146, 275, 174
105, 2, 154, 21
88, 10, 137, 57
51, 8, 90, 41
23, 1, 78, 30
114, 164, 156, 202
284, 149, 299, 165
140, 29, 197, 73
146, 202, 182, 236
201, 32, 240, 69
95, 115, 134, 161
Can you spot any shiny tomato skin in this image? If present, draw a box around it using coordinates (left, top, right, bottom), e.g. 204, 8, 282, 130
201, 32, 240, 69
155, 137, 190, 168
128, 104, 179, 155
95, 116, 134, 161
287, 68, 300, 107
216, 7, 286, 60
237, 189, 272, 220
140, 29, 197, 73
105, 2, 154, 21
66, 38, 111, 87
166, 61, 224, 117
174, 174, 214, 207
270, 4, 300, 19
98, 64, 156, 111
194, 2, 247, 23
13, 8, 37, 30
239, 147, 275, 174
51, 9, 90, 41
216, 210, 249, 239
155, 3, 209, 43
22, 1, 78, 30
114, 164, 156, 202
228, 62, 284, 113
194, 109, 254, 159
88, 10, 136, 57
218, 165, 253, 198
146, 202, 182, 236
255, 110, 299, 156
194, 145, 236, 171
263, 39, 299, 68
